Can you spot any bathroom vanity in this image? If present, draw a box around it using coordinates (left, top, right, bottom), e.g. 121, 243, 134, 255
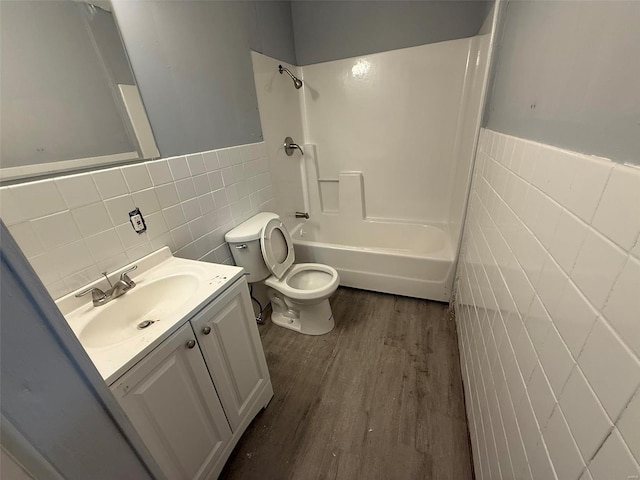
56, 248, 273, 480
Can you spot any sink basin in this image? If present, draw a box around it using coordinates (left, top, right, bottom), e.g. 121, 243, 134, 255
79, 274, 199, 349
57, 247, 245, 383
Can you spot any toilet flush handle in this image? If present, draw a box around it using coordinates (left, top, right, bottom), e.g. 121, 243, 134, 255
235, 244, 248, 249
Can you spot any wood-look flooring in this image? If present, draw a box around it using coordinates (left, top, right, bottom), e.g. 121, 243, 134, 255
220, 287, 473, 480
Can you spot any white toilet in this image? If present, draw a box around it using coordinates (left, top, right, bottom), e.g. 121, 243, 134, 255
225, 212, 339, 335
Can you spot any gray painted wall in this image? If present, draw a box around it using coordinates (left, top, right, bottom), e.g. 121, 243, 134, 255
0, 224, 153, 480
0, 1, 135, 168
485, 1, 640, 165
112, 1, 296, 158
291, 1, 492, 65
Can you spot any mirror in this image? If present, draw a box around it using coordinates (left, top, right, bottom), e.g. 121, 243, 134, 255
0, 0, 159, 183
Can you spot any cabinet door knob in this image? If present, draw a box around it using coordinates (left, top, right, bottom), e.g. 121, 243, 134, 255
202, 326, 211, 335
186, 339, 196, 349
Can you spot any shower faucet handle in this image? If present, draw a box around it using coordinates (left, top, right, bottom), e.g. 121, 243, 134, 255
284, 136, 304, 156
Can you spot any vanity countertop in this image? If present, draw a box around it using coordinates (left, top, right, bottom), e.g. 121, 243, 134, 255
56, 247, 244, 385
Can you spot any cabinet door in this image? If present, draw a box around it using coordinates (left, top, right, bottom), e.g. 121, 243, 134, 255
111, 323, 232, 480
192, 278, 271, 431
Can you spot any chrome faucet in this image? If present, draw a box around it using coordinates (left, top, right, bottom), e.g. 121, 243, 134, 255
75, 265, 137, 307
295, 211, 309, 219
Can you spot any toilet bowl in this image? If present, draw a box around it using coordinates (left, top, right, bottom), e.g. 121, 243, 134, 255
266, 263, 339, 303
265, 263, 339, 335
225, 213, 339, 335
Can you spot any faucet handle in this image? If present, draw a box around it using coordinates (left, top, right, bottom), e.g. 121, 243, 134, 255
284, 136, 304, 156
75, 287, 108, 306
120, 265, 137, 286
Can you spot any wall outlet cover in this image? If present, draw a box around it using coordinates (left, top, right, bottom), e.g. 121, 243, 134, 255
129, 208, 147, 234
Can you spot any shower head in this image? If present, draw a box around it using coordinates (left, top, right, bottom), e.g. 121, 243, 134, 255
278, 65, 303, 89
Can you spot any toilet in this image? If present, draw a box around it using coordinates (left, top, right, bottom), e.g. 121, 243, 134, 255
225, 212, 339, 335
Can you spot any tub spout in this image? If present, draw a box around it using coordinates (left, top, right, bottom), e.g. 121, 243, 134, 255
295, 211, 309, 219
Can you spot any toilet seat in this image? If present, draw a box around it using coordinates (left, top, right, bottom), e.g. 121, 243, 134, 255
265, 263, 339, 302
260, 218, 295, 279
261, 219, 339, 302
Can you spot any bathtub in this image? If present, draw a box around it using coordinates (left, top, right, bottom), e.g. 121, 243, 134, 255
290, 217, 455, 302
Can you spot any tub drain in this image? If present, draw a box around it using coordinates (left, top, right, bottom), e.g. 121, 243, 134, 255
137, 320, 155, 330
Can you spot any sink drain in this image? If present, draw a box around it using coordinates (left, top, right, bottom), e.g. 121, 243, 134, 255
137, 320, 155, 330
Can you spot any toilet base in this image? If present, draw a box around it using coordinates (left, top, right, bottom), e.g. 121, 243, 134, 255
268, 291, 335, 335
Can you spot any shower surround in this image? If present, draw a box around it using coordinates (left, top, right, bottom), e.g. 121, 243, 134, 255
253, 33, 492, 300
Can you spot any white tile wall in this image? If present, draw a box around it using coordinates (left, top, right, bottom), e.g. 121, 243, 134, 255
1, 143, 274, 299
456, 129, 640, 480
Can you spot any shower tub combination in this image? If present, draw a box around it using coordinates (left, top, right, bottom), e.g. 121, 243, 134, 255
290, 150, 458, 303
291, 216, 455, 302
251, 32, 492, 303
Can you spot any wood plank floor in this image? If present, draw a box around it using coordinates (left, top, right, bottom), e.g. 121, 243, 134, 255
220, 287, 473, 480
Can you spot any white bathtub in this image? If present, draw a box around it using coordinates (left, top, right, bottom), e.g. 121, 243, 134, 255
291, 217, 455, 302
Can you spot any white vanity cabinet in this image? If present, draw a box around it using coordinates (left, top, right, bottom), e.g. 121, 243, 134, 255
110, 323, 232, 480
110, 277, 273, 480
191, 277, 271, 431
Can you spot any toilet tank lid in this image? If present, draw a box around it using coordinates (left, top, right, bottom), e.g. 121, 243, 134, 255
225, 212, 280, 242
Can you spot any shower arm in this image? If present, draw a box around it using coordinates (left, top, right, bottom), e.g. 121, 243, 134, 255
278, 65, 303, 89
279, 65, 296, 81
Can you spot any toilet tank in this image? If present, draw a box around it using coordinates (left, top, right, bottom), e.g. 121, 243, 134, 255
225, 212, 279, 283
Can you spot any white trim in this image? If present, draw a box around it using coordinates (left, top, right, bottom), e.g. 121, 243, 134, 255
0, 151, 139, 182
451, 0, 502, 304
118, 84, 160, 160
1, 416, 63, 480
